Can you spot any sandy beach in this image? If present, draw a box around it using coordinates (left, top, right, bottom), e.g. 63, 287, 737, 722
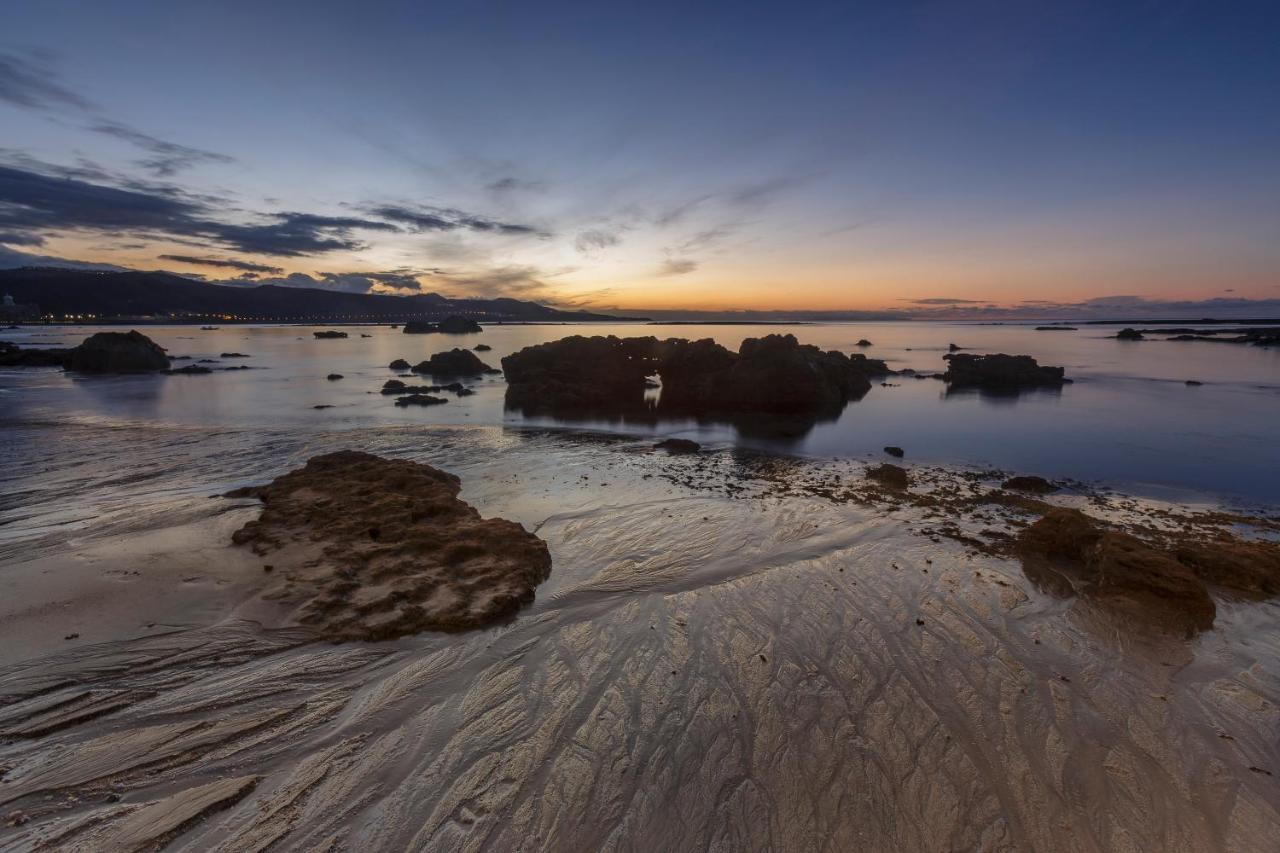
2, 427, 1278, 851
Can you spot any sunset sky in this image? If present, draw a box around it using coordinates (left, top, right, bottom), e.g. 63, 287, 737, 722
2, 1, 1279, 314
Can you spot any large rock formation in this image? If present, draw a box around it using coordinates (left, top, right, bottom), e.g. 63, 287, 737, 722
500, 334, 890, 416
228, 451, 551, 640
942, 353, 1065, 389
412, 348, 496, 376
657, 334, 889, 413
501, 335, 660, 411
403, 316, 483, 334
65, 330, 170, 373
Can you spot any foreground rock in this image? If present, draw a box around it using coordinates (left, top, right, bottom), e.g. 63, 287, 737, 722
403, 316, 483, 334
413, 348, 496, 376
0, 340, 70, 367
942, 353, 1065, 389
1002, 475, 1057, 493
655, 438, 700, 453
229, 451, 551, 640
67, 330, 170, 373
866, 463, 909, 489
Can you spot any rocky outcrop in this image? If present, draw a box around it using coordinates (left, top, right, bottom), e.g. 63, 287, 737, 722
66, 330, 170, 373
0, 340, 71, 367
394, 394, 448, 407
389, 358, 411, 370
1115, 328, 1144, 341
1002, 475, 1057, 494
501, 335, 661, 411
403, 316, 483, 334
942, 353, 1065, 389
313, 330, 347, 339
1017, 509, 1215, 634
228, 451, 551, 640
866, 463, 909, 489
412, 349, 496, 376
474, 344, 492, 351
656, 334, 890, 414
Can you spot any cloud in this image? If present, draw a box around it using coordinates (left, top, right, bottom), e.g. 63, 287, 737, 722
485, 176, 542, 195
213, 212, 399, 256
659, 258, 698, 276
158, 254, 284, 274
0, 230, 45, 247
0, 243, 125, 271
0, 51, 94, 111
368, 204, 542, 236
905, 297, 983, 305
574, 228, 622, 256
90, 121, 234, 177
433, 265, 553, 300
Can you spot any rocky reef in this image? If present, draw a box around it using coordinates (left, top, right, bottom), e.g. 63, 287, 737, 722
403, 316, 483, 334
228, 451, 551, 640
501, 335, 661, 411
942, 353, 1065, 389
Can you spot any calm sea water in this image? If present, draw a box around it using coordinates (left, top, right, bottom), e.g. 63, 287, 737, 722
2, 322, 1278, 512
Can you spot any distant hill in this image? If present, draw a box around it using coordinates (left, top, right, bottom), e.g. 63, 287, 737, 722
0, 268, 637, 323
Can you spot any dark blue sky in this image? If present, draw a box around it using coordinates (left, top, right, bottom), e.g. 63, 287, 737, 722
2, 0, 1278, 312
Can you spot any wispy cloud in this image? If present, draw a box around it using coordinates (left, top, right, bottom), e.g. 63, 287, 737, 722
158, 254, 284, 274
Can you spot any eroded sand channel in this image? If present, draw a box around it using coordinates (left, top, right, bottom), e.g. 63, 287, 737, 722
1, 432, 1278, 851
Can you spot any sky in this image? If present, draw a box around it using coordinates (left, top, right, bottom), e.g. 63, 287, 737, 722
2, 0, 1279, 317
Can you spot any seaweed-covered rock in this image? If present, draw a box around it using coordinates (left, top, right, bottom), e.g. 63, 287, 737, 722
66, 330, 170, 373
228, 451, 551, 640
942, 353, 1065, 389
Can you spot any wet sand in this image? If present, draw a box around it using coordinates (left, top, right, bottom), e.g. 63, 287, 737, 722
1, 433, 1279, 851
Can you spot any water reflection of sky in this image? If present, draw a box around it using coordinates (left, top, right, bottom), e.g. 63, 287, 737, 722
2, 322, 1277, 503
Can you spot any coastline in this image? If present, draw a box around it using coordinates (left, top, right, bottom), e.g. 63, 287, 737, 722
1, 428, 1278, 849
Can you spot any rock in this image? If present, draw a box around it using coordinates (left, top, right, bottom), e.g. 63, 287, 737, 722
403, 316, 483, 334
166, 364, 213, 375
1174, 540, 1280, 598
1116, 328, 1144, 341
382, 380, 443, 394
0, 340, 71, 367
395, 394, 449, 407
502, 335, 660, 411
228, 451, 551, 639
657, 334, 890, 413
389, 358, 411, 370
942, 353, 1065, 389
948, 343, 963, 352
412, 349, 496, 377
883, 446, 905, 458
856, 339, 873, 347
65, 330, 170, 373
1002, 475, 1057, 494
326, 373, 344, 381
655, 438, 701, 454
866, 463, 909, 489
1035, 326, 1077, 331
312, 404, 334, 409
313, 330, 348, 339
1017, 509, 1216, 634
220, 352, 250, 358
474, 343, 492, 351
1185, 380, 1203, 386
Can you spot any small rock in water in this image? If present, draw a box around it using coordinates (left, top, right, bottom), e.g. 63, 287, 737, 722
883, 446, 905, 458
389, 358, 410, 370
326, 373, 343, 380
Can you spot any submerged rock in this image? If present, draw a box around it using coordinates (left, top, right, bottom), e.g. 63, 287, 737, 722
412, 349, 496, 377
229, 451, 551, 640
395, 393, 449, 407
655, 438, 701, 454
166, 364, 213, 375
403, 316, 483, 334
313, 330, 348, 339
66, 330, 170, 373
942, 353, 1065, 389
1002, 475, 1057, 494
